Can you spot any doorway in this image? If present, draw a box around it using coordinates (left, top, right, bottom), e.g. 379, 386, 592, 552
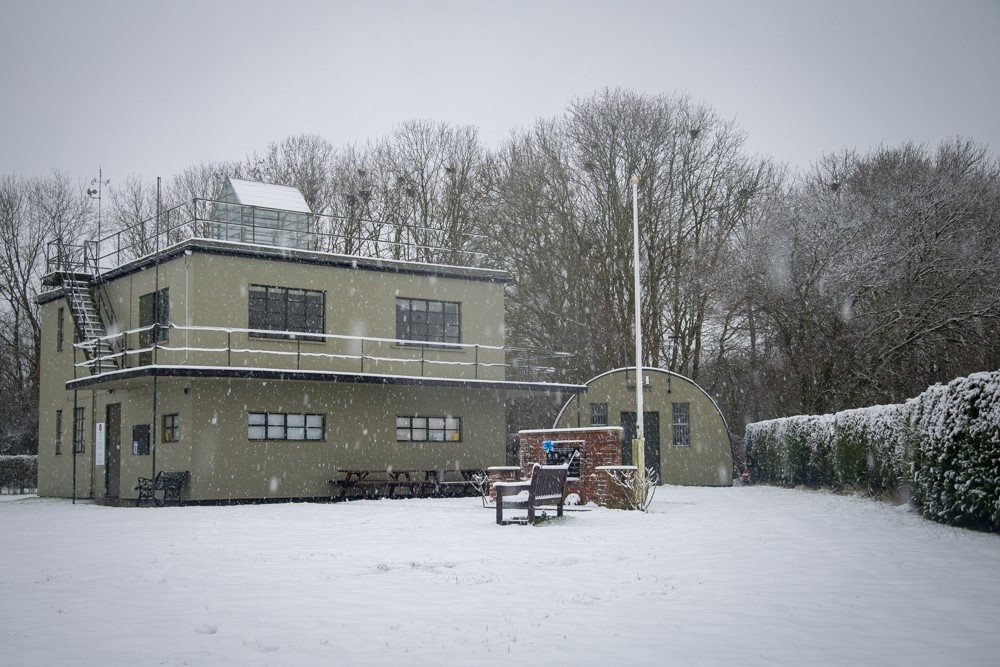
104, 403, 121, 498
621, 411, 662, 482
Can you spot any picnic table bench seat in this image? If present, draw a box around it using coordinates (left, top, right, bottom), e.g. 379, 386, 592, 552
329, 469, 484, 500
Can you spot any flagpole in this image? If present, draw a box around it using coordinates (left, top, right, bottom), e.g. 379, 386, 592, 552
630, 174, 645, 480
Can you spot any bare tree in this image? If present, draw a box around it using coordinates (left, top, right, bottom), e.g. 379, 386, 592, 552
0, 173, 92, 453
490, 89, 779, 389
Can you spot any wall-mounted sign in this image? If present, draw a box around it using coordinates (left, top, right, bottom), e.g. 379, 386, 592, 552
95, 422, 106, 467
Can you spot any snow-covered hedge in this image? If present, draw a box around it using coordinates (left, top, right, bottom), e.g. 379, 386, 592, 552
0, 455, 37, 494
746, 370, 999, 531
907, 372, 1000, 530
746, 414, 836, 487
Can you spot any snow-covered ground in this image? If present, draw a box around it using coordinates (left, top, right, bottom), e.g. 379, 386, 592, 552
2, 486, 998, 666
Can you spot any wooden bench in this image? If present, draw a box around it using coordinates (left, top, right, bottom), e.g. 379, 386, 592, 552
494, 463, 569, 525
135, 471, 189, 507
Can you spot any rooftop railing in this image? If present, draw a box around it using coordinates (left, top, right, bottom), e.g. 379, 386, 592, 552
46, 198, 492, 276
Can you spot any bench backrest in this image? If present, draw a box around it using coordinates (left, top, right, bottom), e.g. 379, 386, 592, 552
155, 471, 188, 489
529, 464, 569, 500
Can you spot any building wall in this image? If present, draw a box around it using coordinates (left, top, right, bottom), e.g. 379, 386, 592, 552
554, 368, 733, 486
91, 250, 506, 379
37, 245, 510, 501
37, 299, 96, 498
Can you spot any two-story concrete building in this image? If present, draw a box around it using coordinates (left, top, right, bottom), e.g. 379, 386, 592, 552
37, 179, 582, 503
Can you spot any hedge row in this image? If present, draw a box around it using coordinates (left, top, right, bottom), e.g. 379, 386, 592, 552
0, 455, 38, 494
746, 370, 1000, 531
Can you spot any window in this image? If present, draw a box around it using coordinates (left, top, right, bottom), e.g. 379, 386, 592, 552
396, 416, 462, 442
396, 298, 461, 345
73, 407, 86, 454
55, 410, 63, 455
139, 288, 169, 343
57, 308, 65, 352
162, 414, 180, 443
590, 402, 609, 426
672, 402, 691, 447
248, 285, 324, 339
248, 413, 324, 441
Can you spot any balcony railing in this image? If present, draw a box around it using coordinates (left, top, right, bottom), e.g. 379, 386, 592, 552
47, 198, 492, 276
72, 323, 508, 382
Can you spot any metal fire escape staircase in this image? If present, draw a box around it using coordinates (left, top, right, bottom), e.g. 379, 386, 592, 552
64, 278, 118, 374
47, 240, 120, 376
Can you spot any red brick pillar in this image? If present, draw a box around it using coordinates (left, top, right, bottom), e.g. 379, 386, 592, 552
516, 427, 625, 507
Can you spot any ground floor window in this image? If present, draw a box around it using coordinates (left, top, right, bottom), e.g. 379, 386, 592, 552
672, 402, 691, 447
248, 413, 325, 441
590, 402, 608, 426
55, 409, 63, 455
73, 407, 86, 453
396, 416, 462, 442
162, 414, 180, 442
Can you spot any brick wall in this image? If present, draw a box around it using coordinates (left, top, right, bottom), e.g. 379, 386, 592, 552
515, 427, 631, 509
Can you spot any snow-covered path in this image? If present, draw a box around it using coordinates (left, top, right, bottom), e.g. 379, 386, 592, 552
2, 486, 998, 666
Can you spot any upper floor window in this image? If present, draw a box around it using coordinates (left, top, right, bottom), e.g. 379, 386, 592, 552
57, 307, 65, 352
672, 402, 691, 447
396, 298, 460, 345
139, 288, 169, 343
249, 285, 324, 339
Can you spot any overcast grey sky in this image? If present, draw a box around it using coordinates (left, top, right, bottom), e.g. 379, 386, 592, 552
2, 0, 998, 185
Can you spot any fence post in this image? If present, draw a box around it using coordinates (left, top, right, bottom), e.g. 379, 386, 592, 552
475, 345, 479, 379
227, 330, 232, 367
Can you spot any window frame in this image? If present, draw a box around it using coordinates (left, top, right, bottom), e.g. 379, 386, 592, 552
55, 409, 63, 455
395, 415, 463, 442
248, 284, 325, 341
73, 407, 86, 454
672, 402, 691, 447
57, 307, 65, 352
590, 402, 609, 426
395, 297, 461, 346
247, 412, 325, 441
139, 288, 170, 343
162, 413, 181, 443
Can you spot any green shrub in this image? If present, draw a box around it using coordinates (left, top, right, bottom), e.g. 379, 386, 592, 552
908, 372, 1000, 530
0, 455, 38, 493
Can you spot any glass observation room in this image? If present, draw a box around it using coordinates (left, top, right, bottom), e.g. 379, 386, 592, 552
210, 177, 312, 250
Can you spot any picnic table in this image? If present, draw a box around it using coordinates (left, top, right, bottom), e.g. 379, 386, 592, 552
329, 468, 484, 500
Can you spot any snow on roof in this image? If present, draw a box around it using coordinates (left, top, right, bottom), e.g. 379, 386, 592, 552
227, 178, 311, 213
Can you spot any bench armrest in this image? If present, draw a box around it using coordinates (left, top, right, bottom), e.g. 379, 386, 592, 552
494, 481, 530, 499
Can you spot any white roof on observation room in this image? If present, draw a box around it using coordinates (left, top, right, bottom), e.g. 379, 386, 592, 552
227, 178, 311, 213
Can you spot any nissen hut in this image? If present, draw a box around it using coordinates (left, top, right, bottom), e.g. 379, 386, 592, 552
554, 367, 733, 486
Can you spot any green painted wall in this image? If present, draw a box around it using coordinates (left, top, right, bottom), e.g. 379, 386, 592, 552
554, 368, 733, 486
36, 242, 509, 501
